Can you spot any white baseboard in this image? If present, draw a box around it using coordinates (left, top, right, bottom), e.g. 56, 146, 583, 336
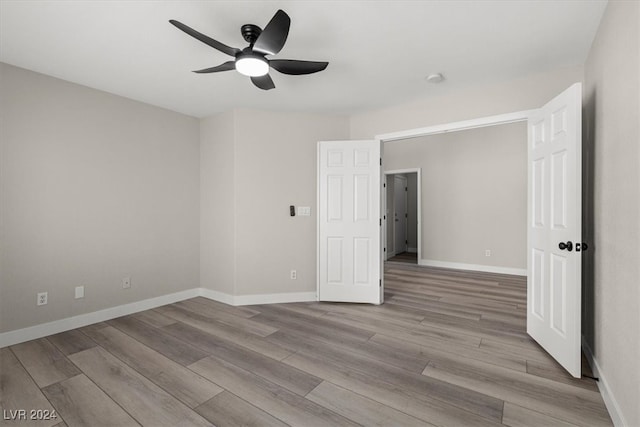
0, 288, 318, 348
233, 291, 317, 306
418, 259, 527, 276
199, 288, 235, 306
0, 288, 201, 348
582, 336, 626, 427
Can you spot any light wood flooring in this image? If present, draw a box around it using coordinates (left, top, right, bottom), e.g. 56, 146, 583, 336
1, 264, 612, 426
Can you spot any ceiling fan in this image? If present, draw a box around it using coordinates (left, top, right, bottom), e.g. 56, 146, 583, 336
169, 10, 328, 90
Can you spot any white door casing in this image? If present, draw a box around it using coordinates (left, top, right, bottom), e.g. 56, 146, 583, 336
394, 175, 408, 254
527, 83, 582, 377
317, 140, 383, 304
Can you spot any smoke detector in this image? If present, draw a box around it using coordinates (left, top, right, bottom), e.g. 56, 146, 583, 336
426, 73, 445, 83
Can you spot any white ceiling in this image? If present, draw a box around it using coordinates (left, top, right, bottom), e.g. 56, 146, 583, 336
0, 1, 607, 118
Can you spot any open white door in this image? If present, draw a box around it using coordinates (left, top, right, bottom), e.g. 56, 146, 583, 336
318, 140, 382, 304
527, 83, 582, 377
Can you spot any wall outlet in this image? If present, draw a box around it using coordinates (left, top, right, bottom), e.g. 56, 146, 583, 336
290, 270, 297, 280
122, 277, 131, 289
75, 286, 84, 299
485, 249, 491, 257
37, 292, 48, 306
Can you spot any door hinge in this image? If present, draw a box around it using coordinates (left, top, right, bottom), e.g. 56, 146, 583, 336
379, 218, 382, 226
379, 279, 382, 288
405, 213, 408, 218
384, 247, 386, 252
405, 240, 408, 244
383, 183, 386, 188
380, 158, 382, 166
405, 187, 408, 191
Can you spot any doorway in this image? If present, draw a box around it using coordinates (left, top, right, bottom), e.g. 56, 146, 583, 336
376, 83, 583, 377
384, 170, 420, 264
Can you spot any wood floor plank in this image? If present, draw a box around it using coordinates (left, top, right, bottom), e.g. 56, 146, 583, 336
274, 330, 503, 422
190, 296, 261, 318
502, 402, 580, 427
321, 310, 482, 348
387, 295, 483, 320
370, 333, 527, 373
42, 374, 139, 427
174, 299, 277, 337
526, 359, 599, 392
253, 303, 375, 343
47, 329, 97, 356
85, 326, 222, 408
480, 337, 560, 364
68, 347, 212, 426
108, 315, 210, 366
190, 355, 358, 427
78, 322, 110, 334
307, 381, 437, 427
162, 321, 322, 396
154, 304, 292, 361
195, 391, 287, 427
10, 338, 80, 387
313, 300, 427, 323
283, 350, 503, 427
0, 348, 59, 427
422, 356, 612, 426
129, 309, 177, 328
267, 328, 430, 374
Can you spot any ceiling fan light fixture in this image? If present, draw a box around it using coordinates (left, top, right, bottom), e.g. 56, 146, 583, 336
235, 55, 269, 77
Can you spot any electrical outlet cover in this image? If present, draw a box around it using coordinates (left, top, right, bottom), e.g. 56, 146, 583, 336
37, 292, 48, 306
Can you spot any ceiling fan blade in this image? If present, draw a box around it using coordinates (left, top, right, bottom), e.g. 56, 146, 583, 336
169, 20, 240, 57
270, 59, 328, 75
193, 61, 236, 73
251, 74, 275, 90
253, 10, 290, 55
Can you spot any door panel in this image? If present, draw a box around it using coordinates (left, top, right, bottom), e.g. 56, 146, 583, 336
527, 83, 582, 377
318, 140, 382, 304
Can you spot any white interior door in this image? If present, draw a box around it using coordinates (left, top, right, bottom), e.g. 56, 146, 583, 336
318, 140, 382, 304
527, 83, 582, 377
394, 175, 408, 254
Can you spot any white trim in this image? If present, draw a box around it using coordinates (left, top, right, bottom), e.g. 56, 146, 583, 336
375, 110, 536, 142
418, 259, 527, 276
0, 288, 200, 348
582, 337, 626, 427
233, 291, 317, 306
199, 288, 235, 306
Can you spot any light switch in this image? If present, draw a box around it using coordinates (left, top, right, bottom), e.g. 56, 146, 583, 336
297, 206, 311, 216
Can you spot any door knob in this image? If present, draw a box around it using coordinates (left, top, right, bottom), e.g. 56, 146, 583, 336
558, 241, 573, 251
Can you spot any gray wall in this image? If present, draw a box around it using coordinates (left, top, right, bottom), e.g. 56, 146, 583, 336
350, 65, 584, 140
200, 111, 236, 295
385, 122, 527, 270
0, 63, 200, 333
583, 1, 640, 425
199, 109, 350, 297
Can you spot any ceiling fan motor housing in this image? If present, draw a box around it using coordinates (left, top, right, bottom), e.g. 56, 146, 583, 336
241, 24, 262, 45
